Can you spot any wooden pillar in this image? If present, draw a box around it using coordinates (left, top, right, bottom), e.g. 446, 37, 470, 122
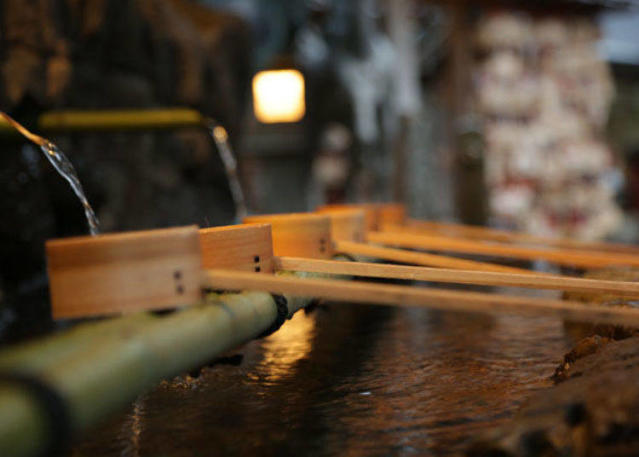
446, 0, 488, 225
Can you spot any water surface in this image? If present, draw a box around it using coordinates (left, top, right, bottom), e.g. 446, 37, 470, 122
74, 303, 569, 456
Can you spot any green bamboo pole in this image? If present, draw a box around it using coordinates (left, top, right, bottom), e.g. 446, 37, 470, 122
1, 108, 205, 138
38, 108, 204, 132
0, 282, 315, 457
0, 314, 156, 373
0, 386, 49, 457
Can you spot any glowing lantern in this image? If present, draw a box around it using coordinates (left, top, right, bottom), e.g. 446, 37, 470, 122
252, 69, 305, 124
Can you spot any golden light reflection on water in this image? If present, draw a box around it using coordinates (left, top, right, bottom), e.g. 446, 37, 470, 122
259, 311, 316, 381
76, 304, 572, 456
120, 395, 145, 457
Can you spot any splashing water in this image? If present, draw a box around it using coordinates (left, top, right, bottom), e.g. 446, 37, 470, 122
206, 120, 248, 222
1, 112, 100, 235
40, 140, 100, 235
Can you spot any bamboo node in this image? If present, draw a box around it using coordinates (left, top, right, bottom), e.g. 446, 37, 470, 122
258, 295, 290, 338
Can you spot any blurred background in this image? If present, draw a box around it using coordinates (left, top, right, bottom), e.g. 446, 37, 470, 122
2, 0, 639, 338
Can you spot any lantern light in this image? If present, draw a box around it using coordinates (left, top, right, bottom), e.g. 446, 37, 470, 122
252, 69, 305, 124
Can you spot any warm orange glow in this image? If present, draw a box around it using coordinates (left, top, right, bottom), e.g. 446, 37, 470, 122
252, 69, 305, 123
259, 311, 316, 381
212, 125, 228, 142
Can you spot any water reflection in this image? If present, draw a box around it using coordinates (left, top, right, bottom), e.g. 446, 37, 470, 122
259, 311, 317, 382
118, 396, 145, 457
74, 303, 568, 456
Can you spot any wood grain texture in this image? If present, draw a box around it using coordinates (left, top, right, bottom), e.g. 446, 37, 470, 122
405, 219, 639, 255
317, 203, 380, 231
243, 213, 333, 259
377, 203, 406, 228
46, 226, 202, 318
335, 240, 535, 274
315, 208, 367, 242
275, 256, 639, 297
199, 224, 274, 273
203, 269, 639, 327
369, 230, 639, 269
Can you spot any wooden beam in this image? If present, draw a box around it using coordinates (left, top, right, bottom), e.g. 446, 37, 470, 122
203, 269, 639, 327
369, 230, 639, 269
316, 208, 367, 242
377, 203, 406, 228
46, 226, 202, 318
404, 219, 639, 255
334, 240, 535, 274
244, 213, 333, 259
275, 256, 639, 297
317, 204, 380, 231
199, 224, 275, 273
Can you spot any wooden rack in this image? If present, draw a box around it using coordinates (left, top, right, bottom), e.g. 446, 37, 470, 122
45, 212, 639, 326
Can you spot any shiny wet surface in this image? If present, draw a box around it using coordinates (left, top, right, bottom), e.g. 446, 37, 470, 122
73, 303, 570, 457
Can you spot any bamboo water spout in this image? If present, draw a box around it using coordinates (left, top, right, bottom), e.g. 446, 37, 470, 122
37, 108, 204, 132
0, 111, 100, 235
37, 108, 248, 225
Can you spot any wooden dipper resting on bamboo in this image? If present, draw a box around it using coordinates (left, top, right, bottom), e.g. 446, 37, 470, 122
226, 212, 639, 325
6, 216, 639, 457
44, 214, 639, 323
45, 215, 639, 347
46, 226, 203, 318
2, 223, 324, 457
289, 209, 639, 299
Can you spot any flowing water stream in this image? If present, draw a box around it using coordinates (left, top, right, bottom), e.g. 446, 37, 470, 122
39, 140, 100, 235
206, 119, 248, 222
1, 112, 100, 235
2, 111, 245, 233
